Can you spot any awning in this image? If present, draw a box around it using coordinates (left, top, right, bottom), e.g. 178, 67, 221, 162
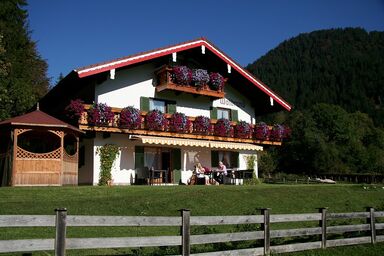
210, 141, 263, 151
132, 135, 210, 147
130, 135, 263, 151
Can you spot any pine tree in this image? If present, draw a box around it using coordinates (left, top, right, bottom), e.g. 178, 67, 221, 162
0, 0, 49, 120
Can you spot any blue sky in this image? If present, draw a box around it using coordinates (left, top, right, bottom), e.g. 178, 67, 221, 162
26, 0, 384, 84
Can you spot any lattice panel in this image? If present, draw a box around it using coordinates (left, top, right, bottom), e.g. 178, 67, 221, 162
63, 151, 78, 162
16, 129, 32, 136
48, 130, 63, 137
16, 147, 61, 159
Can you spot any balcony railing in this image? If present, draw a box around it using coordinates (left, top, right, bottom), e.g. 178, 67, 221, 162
78, 105, 284, 145
155, 65, 226, 99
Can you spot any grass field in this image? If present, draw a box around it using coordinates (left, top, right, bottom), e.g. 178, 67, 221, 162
1, 184, 384, 255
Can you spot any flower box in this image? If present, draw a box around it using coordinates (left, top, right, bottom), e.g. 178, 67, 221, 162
155, 65, 225, 99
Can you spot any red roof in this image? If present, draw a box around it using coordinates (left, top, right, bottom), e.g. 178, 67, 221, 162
0, 109, 83, 133
75, 38, 292, 111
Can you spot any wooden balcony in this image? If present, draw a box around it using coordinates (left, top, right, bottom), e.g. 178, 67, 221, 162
78, 105, 282, 146
155, 66, 225, 99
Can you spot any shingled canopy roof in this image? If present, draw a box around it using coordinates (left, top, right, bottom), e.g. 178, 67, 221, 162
0, 108, 83, 133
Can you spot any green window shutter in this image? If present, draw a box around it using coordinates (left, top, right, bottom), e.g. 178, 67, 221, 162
167, 103, 176, 114
135, 146, 144, 169
210, 107, 218, 120
171, 148, 181, 170
231, 109, 238, 122
231, 151, 239, 168
211, 150, 219, 167
140, 97, 150, 112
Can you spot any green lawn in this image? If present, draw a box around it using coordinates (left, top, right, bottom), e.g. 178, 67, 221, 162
1, 184, 384, 255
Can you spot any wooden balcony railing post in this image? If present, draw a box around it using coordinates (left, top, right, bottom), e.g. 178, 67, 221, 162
260, 208, 271, 256
179, 209, 190, 256
55, 208, 67, 256
318, 207, 328, 249
367, 207, 376, 244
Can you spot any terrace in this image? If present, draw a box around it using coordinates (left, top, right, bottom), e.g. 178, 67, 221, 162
77, 104, 288, 146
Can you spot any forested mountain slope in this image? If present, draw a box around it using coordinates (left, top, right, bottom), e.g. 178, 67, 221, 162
247, 28, 384, 175
247, 28, 384, 126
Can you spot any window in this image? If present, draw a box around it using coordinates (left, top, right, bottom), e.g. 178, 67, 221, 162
211, 150, 239, 169
149, 99, 166, 112
217, 108, 231, 120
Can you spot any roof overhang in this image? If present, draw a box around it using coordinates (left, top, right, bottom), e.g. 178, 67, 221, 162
130, 135, 263, 151
74, 38, 291, 112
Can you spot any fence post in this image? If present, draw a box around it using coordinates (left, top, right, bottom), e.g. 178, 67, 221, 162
179, 209, 190, 256
260, 208, 271, 256
55, 208, 67, 256
318, 207, 327, 249
367, 207, 376, 244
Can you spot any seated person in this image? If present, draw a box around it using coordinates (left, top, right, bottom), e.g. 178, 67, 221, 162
194, 163, 211, 185
215, 161, 227, 184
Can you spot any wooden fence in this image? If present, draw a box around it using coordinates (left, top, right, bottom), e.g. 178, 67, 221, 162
0, 208, 383, 256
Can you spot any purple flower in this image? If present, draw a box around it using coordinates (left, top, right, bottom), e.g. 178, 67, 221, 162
65, 99, 84, 121
146, 109, 167, 131
270, 124, 285, 141
169, 112, 191, 133
254, 122, 270, 140
194, 116, 212, 135
172, 66, 192, 85
209, 72, 225, 91
119, 106, 142, 129
192, 69, 210, 89
88, 103, 114, 126
235, 121, 252, 139
214, 118, 233, 137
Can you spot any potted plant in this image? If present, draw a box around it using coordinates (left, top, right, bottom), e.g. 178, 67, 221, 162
193, 115, 211, 135
235, 121, 252, 139
192, 68, 210, 89
254, 122, 270, 140
172, 66, 192, 85
169, 112, 191, 133
65, 98, 84, 122
87, 102, 114, 126
119, 106, 142, 129
146, 109, 167, 131
209, 72, 225, 91
214, 118, 233, 137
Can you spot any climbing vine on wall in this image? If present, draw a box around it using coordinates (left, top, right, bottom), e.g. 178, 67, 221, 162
96, 144, 120, 185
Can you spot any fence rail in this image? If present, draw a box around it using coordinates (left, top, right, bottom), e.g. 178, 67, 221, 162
0, 207, 383, 255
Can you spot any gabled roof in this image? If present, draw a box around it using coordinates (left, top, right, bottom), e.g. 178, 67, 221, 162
0, 109, 83, 133
75, 38, 291, 111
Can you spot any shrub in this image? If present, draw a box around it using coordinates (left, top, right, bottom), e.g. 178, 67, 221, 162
209, 72, 225, 91
214, 118, 232, 137
119, 106, 142, 129
65, 99, 84, 121
235, 121, 252, 139
172, 66, 192, 85
169, 112, 191, 133
96, 144, 120, 186
146, 109, 167, 131
194, 116, 211, 135
88, 103, 114, 126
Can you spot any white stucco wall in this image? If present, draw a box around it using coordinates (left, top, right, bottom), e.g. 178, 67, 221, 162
213, 83, 256, 123
93, 133, 136, 185
95, 63, 157, 109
